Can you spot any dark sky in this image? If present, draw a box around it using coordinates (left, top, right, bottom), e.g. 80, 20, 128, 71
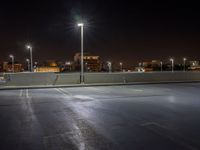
1, 0, 200, 66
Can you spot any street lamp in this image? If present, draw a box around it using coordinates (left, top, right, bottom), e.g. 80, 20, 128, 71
183, 58, 187, 71
26, 45, 33, 72
85, 62, 88, 72
119, 62, 123, 72
9, 54, 14, 73
78, 23, 84, 83
160, 61, 163, 72
170, 58, 174, 72
26, 58, 30, 71
139, 62, 142, 67
107, 61, 112, 73
65, 61, 71, 71
65, 61, 71, 65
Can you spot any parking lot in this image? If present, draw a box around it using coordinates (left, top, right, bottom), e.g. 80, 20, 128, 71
0, 83, 200, 150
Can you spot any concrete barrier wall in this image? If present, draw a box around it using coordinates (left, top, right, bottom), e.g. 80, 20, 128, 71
87, 72, 195, 83
4, 72, 57, 86
84, 72, 200, 83
0, 73, 5, 85
1, 71, 200, 86
54, 73, 80, 85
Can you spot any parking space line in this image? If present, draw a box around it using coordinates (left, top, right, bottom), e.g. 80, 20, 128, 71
55, 88, 72, 97
134, 89, 144, 92
26, 89, 30, 98
19, 89, 23, 97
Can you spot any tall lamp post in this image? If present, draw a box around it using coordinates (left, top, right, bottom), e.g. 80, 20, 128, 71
160, 61, 163, 72
183, 58, 187, 72
107, 61, 112, 73
78, 23, 84, 83
85, 62, 88, 72
170, 58, 174, 72
26, 58, 30, 71
26, 45, 33, 72
119, 62, 123, 72
9, 54, 14, 73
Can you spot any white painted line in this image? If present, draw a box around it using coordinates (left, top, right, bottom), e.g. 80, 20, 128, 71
88, 87, 110, 94
55, 88, 70, 97
19, 89, 23, 97
58, 88, 72, 96
56, 88, 95, 101
26, 89, 30, 98
134, 89, 143, 92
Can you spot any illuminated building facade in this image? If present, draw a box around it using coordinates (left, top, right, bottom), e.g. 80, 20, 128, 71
139, 60, 161, 72
3, 62, 23, 72
0, 62, 3, 72
35, 67, 60, 72
188, 61, 200, 71
74, 53, 102, 72
35, 60, 60, 72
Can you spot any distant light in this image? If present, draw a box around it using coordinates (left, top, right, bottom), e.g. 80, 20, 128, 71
26, 45, 32, 49
107, 61, 111, 65
26, 59, 29, 62
65, 61, 71, 65
170, 58, 174, 61
119, 62, 123, 65
183, 58, 187, 61
9, 54, 14, 58
77, 23, 84, 27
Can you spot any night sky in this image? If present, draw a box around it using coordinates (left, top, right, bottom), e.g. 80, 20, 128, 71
1, 0, 200, 66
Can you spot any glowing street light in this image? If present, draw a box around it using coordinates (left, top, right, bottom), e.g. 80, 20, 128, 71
139, 62, 142, 67
85, 62, 88, 72
26, 58, 30, 71
78, 23, 84, 27
183, 58, 187, 71
65, 61, 71, 65
160, 61, 163, 72
26, 45, 33, 72
119, 62, 123, 72
77, 23, 84, 83
9, 54, 14, 73
170, 58, 174, 72
65, 61, 72, 71
107, 61, 112, 73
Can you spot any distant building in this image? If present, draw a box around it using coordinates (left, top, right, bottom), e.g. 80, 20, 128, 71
0, 62, 3, 72
138, 60, 161, 72
3, 62, 23, 72
34, 60, 60, 72
188, 61, 200, 71
189, 61, 199, 67
74, 53, 102, 72
45, 60, 58, 67
63, 61, 74, 72
151, 60, 161, 67
35, 67, 60, 72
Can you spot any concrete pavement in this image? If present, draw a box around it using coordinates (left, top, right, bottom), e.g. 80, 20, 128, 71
1, 83, 200, 150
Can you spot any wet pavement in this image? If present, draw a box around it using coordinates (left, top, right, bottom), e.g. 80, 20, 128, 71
1, 83, 200, 150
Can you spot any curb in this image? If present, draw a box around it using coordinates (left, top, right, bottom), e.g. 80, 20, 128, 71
1, 80, 200, 90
